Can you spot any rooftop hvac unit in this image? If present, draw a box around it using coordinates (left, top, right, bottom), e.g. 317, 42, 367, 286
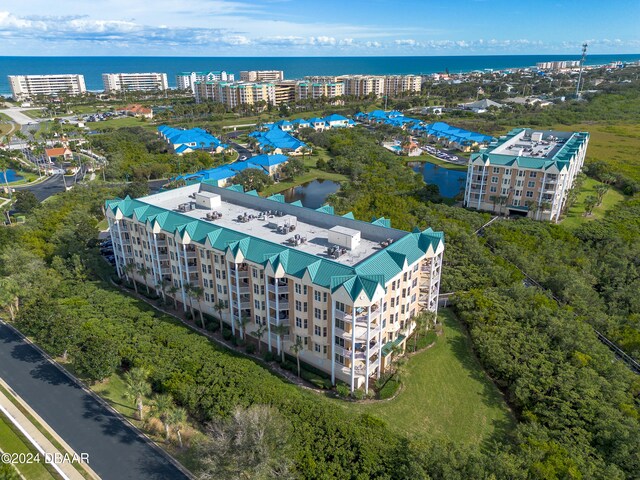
328, 225, 361, 250
195, 192, 221, 209
531, 131, 543, 142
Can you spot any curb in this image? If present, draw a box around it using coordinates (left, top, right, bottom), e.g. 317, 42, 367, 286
0, 320, 194, 480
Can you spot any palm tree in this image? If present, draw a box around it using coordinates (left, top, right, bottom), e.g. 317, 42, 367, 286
272, 324, 288, 363
155, 277, 169, 303
594, 184, 609, 206
214, 299, 226, 332
252, 324, 267, 354
0, 156, 12, 198
236, 315, 251, 340
137, 266, 151, 294
290, 337, 304, 377
123, 367, 151, 421
123, 262, 138, 293
168, 407, 187, 448
190, 285, 205, 329
152, 394, 174, 441
167, 285, 179, 310
183, 282, 196, 321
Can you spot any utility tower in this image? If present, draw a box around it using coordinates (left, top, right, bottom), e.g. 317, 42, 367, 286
575, 43, 588, 98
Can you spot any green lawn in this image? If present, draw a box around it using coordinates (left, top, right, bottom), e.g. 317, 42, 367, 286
562, 177, 626, 229
260, 151, 347, 196
407, 154, 469, 172
0, 413, 56, 480
86, 116, 157, 131
344, 309, 515, 446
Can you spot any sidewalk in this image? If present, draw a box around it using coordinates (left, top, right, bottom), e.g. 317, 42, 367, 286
0, 378, 97, 480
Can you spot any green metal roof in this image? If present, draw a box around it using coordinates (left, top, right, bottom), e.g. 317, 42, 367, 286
382, 334, 407, 356
105, 190, 444, 300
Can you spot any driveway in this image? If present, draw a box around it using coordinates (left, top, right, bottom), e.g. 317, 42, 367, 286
0, 107, 43, 126
0, 321, 189, 480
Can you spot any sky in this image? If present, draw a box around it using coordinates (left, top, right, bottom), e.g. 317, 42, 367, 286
0, 0, 638, 56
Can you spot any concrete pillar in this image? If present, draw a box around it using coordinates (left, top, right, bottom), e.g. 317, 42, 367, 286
265, 275, 272, 353
365, 305, 371, 395
226, 261, 235, 335
331, 300, 336, 385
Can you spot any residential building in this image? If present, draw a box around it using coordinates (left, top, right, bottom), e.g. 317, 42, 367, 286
45, 147, 73, 163
105, 183, 444, 392
240, 70, 284, 82
249, 125, 308, 155
412, 122, 494, 152
458, 98, 504, 113
8, 74, 86, 100
102, 73, 168, 92
157, 125, 228, 154
119, 104, 153, 119
307, 75, 421, 97
274, 81, 297, 105
296, 82, 344, 101
194, 81, 276, 108
176, 71, 234, 93
464, 128, 589, 221
536, 60, 580, 70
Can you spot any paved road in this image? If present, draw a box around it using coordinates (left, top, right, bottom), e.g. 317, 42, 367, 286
227, 140, 253, 161
0, 322, 189, 480
0, 107, 43, 125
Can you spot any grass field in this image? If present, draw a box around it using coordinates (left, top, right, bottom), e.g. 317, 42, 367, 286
562, 177, 627, 229
551, 123, 640, 183
86, 116, 157, 131
0, 412, 56, 480
408, 154, 469, 172
344, 309, 515, 446
261, 151, 347, 196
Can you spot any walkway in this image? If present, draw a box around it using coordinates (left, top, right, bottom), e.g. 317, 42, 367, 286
0, 320, 189, 480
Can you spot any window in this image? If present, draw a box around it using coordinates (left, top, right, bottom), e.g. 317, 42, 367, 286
314, 325, 321, 336
516, 180, 523, 187
390, 298, 395, 307
255, 300, 260, 310
514, 190, 522, 197
314, 291, 321, 302
335, 336, 345, 347
528, 181, 535, 188
503, 178, 510, 185
513, 199, 520, 206
490, 186, 497, 193
323, 345, 327, 354
314, 343, 321, 353
492, 166, 500, 173
323, 292, 328, 302
491, 176, 498, 184
335, 318, 345, 330
323, 327, 327, 337
501, 187, 509, 195
296, 317, 303, 328
518, 170, 525, 177
335, 353, 345, 365
336, 301, 346, 312
303, 302, 308, 313
303, 285, 308, 295
255, 315, 261, 324
295, 300, 302, 311
323, 309, 327, 321
252, 268, 258, 278
529, 171, 537, 178
205, 293, 210, 302
314, 308, 321, 319
504, 169, 511, 175
526, 191, 534, 198
295, 283, 302, 294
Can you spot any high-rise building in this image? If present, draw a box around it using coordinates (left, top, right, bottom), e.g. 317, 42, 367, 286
176, 71, 235, 93
105, 183, 444, 393
464, 128, 589, 221
194, 81, 276, 108
274, 81, 297, 105
296, 82, 344, 100
8, 74, 86, 100
536, 61, 581, 70
240, 70, 285, 82
102, 73, 168, 92
306, 75, 421, 97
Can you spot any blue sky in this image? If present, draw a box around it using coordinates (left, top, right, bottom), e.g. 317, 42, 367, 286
0, 0, 638, 56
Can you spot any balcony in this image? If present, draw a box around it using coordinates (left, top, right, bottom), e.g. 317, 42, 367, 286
231, 269, 249, 279
267, 283, 288, 293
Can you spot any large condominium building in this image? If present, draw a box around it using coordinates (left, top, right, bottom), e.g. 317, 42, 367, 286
274, 81, 297, 105
536, 60, 580, 70
464, 128, 589, 221
240, 70, 285, 82
102, 73, 168, 92
105, 183, 444, 393
176, 71, 235, 93
194, 81, 276, 108
8, 74, 86, 100
306, 75, 421, 97
296, 81, 344, 101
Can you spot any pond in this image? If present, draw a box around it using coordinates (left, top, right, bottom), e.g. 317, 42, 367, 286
1, 169, 24, 183
409, 162, 467, 198
281, 179, 340, 209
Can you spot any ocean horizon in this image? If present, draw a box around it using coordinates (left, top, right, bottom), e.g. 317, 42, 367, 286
1, 54, 639, 96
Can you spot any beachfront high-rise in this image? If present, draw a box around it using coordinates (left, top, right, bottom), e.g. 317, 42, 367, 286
194, 81, 276, 108
102, 73, 169, 93
176, 71, 235, 93
105, 183, 444, 393
240, 70, 285, 82
8, 74, 86, 100
464, 128, 589, 221
305, 74, 422, 97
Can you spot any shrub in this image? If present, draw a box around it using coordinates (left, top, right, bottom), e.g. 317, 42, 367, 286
352, 389, 365, 400
336, 384, 350, 398
281, 361, 296, 372
222, 328, 232, 341
245, 344, 256, 354
379, 380, 400, 400
263, 351, 276, 362
206, 321, 219, 332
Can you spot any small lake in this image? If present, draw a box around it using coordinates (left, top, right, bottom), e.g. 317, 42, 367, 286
410, 162, 467, 198
282, 179, 340, 209
1, 169, 23, 183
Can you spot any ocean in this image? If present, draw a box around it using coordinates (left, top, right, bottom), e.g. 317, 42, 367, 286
1, 54, 639, 96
